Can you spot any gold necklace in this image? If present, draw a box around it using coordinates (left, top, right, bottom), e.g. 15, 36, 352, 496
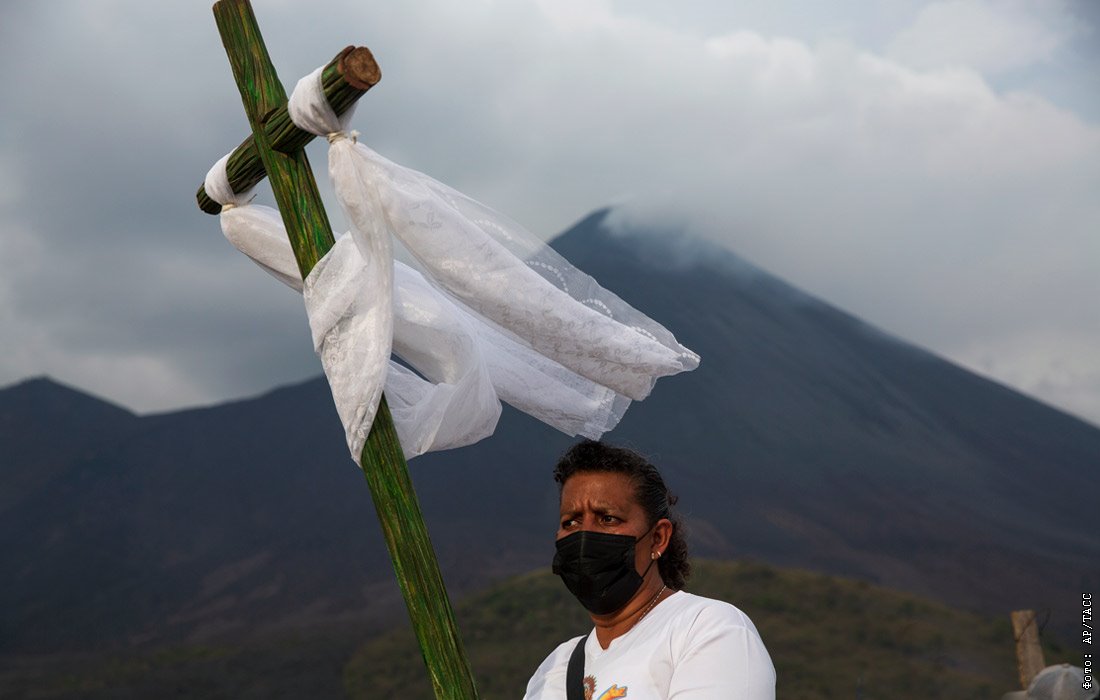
636, 584, 667, 626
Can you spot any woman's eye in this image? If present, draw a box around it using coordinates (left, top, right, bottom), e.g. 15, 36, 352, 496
561, 519, 577, 528
600, 515, 619, 524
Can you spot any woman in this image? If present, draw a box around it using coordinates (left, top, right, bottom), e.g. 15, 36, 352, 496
524, 441, 776, 699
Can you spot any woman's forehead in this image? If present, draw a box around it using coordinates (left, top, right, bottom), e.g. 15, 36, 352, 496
559, 471, 638, 508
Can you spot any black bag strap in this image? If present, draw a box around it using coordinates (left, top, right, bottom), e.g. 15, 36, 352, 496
566, 632, 589, 700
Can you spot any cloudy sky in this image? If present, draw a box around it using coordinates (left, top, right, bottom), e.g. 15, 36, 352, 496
1, 0, 1098, 426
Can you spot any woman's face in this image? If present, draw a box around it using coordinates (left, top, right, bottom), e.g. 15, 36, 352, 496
558, 471, 659, 575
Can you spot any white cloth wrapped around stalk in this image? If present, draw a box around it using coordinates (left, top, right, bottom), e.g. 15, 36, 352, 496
202, 65, 699, 462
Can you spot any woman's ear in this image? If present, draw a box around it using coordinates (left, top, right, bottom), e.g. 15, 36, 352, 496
652, 517, 674, 557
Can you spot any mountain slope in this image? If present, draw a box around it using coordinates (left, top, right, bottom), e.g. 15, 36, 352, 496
0, 377, 139, 515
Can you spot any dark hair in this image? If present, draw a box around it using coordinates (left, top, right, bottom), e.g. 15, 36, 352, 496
553, 440, 691, 589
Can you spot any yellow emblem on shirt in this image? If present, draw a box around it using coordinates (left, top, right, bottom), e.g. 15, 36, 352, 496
598, 684, 628, 700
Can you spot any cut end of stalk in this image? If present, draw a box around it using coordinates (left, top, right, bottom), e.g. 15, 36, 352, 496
340, 46, 381, 90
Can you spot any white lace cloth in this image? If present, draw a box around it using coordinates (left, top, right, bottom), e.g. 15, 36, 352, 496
203, 65, 699, 462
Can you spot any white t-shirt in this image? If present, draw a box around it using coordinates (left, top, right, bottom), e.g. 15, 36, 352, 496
523, 591, 775, 699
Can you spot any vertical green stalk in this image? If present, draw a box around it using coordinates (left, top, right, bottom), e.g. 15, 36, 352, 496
211, 1, 479, 696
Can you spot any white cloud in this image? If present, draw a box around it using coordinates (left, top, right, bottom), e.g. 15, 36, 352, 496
887, 0, 1082, 74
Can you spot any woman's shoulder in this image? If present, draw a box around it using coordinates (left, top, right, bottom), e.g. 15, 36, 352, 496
664, 590, 760, 628
659, 590, 770, 657
663, 591, 776, 690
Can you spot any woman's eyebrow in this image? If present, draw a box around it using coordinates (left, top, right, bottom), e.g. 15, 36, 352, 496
559, 501, 620, 515
563, 504, 616, 515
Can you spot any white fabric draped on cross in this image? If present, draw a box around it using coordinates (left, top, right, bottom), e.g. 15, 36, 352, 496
203, 65, 699, 462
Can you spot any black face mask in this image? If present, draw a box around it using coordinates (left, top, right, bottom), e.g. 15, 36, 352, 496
552, 529, 656, 615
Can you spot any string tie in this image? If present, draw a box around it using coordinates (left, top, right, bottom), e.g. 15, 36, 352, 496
217, 192, 257, 212
327, 129, 360, 145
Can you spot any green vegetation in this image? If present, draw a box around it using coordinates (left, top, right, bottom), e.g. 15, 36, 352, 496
345, 559, 1073, 700
0, 630, 359, 699
1, 560, 1076, 698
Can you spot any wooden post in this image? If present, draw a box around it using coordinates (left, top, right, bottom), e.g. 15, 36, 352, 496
1011, 609, 1046, 689
210, 2, 479, 697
